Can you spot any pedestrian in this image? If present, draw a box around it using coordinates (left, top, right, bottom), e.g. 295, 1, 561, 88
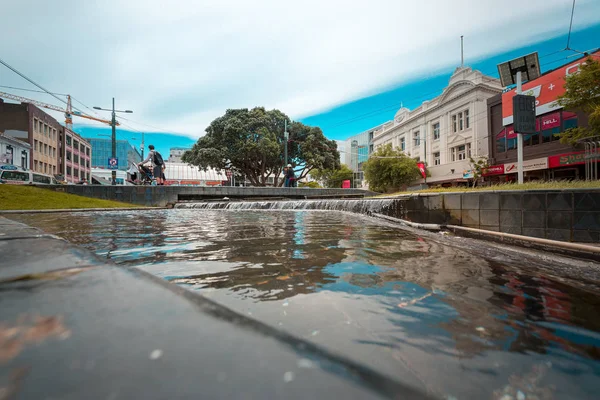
285, 164, 296, 188
139, 144, 165, 185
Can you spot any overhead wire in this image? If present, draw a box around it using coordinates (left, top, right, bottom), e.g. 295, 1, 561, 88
566, 0, 577, 50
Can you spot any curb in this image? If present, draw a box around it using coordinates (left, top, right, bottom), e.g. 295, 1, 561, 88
0, 207, 165, 214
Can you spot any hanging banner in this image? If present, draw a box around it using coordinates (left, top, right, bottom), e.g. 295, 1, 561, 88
502, 50, 600, 126
416, 162, 427, 179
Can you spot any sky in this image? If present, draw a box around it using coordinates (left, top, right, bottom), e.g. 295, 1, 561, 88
1, 0, 599, 159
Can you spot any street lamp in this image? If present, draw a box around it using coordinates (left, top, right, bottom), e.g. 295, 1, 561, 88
93, 98, 133, 184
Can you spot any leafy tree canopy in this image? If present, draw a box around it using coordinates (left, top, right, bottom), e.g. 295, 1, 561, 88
557, 56, 600, 146
310, 164, 354, 188
362, 144, 421, 192
182, 107, 340, 186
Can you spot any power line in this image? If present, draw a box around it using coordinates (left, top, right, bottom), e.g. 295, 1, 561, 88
0, 85, 68, 96
0, 58, 69, 108
566, 0, 577, 50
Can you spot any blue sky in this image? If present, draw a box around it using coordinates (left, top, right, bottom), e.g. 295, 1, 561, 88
69, 22, 600, 158
1, 0, 599, 161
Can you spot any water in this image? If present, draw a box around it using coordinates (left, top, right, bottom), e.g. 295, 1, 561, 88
11, 209, 600, 399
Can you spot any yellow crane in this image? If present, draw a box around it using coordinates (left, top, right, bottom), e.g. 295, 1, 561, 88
0, 91, 119, 130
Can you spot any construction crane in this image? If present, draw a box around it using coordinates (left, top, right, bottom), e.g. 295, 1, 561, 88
0, 91, 119, 130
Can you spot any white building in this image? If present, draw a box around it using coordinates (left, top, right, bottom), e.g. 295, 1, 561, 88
168, 147, 191, 163
372, 67, 502, 185
0, 133, 31, 170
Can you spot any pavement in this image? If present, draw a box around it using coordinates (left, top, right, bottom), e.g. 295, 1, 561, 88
0, 217, 432, 400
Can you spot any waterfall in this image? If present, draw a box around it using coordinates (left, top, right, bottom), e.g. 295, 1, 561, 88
175, 198, 401, 216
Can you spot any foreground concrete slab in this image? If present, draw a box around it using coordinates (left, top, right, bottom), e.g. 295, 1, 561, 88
0, 217, 431, 400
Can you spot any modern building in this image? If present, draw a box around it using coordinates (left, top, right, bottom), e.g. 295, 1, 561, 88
61, 128, 92, 183
0, 132, 31, 170
372, 66, 503, 185
0, 99, 61, 176
484, 51, 599, 182
86, 138, 142, 171
168, 147, 191, 163
339, 124, 384, 171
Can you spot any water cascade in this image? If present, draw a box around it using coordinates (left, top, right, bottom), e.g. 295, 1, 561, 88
175, 198, 403, 217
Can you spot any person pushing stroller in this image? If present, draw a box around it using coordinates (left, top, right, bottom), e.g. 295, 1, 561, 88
138, 145, 166, 185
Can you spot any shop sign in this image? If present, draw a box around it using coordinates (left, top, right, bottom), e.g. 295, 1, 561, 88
463, 169, 474, 179
540, 112, 560, 130
482, 164, 505, 176
504, 157, 548, 174
502, 50, 600, 125
548, 151, 586, 168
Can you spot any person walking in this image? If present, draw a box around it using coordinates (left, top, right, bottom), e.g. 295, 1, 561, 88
139, 144, 165, 185
285, 164, 296, 188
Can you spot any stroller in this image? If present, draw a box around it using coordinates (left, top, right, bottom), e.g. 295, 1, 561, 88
128, 163, 155, 185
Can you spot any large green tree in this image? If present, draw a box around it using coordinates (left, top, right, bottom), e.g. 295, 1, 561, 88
310, 164, 354, 188
557, 55, 600, 146
182, 107, 340, 186
362, 144, 421, 192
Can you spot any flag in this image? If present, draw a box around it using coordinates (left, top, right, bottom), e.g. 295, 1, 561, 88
416, 162, 427, 179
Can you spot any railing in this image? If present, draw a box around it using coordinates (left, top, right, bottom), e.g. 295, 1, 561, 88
578, 136, 600, 181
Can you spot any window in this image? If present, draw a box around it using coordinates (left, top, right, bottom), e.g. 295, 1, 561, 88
66, 151, 72, 161
44, 163, 47, 173
44, 124, 48, 136
86, 160, 90, 168
34, 119, 38, 132
86, 147, 90, 156
451, 148, 456, 162
34, 140, 38, 151
452, 115, 457, 133
80, 143, 85, 152
432, 123, 440, 140
434, 152, 440, 166
452, 110, 469, 132
34, 160, 38, 171
0, 171, 28, 182
74, 154, 79, 164
87, 173, 90, 182
413, 131, 420, 147
465, 110, 470, 129
369, 144, 373, 154
457, 145, 466, 160
466, 143, 471, 158
5, 146, 13, 164
74, 168, 79, 178
21, 151, 27, 170
53, 165, 56, 174
66, 136, 72, 146
44, 144, 48, 155
67, 166, 72, 176
399, 137, 406, 151
33, 174, 52, 184
73, 140, 79, 150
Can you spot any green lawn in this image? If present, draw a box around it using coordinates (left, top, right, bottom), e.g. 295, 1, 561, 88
380, 180, 600, 197
0, 185, 139, 210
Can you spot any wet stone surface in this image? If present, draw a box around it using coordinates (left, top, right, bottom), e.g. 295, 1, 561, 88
8, 210, 600, 400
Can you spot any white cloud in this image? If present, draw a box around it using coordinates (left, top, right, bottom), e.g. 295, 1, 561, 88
1, 0, 598, 139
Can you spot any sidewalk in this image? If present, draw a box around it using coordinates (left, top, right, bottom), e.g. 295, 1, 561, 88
0, 217, 430, 400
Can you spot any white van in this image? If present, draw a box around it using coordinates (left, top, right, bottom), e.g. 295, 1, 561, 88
0, 165, 57, 185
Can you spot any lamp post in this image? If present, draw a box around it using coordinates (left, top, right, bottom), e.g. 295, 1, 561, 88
94, 98, 133, 185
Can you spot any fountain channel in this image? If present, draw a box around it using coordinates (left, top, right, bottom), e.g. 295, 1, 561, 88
9, 206, 600, 400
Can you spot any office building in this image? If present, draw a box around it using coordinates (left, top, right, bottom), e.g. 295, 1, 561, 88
86, 138, 142, 171
62, 128, 92, 183
168, 147, 191, 163
0, 99, 61, 176
0, 132, 31, 169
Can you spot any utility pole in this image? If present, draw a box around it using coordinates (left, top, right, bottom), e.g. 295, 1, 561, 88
94, 98, 133, 185
516, 71, 524, 184
284, 120, 289, 166
111, 98, 117, 185
140, 132, 145, 160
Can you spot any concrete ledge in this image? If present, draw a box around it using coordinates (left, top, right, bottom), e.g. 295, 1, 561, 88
0, 207, 164, 214
0, 217, 430, 400
447, 224, 600, 263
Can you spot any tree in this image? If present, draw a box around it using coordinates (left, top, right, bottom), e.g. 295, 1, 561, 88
557, 56, 600, 146
182, 107, 340, 186
468, 156, 489, 188
362, 144, 421, 192
310, 164, 354, 188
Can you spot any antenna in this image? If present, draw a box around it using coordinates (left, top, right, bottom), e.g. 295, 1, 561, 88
461, 36, 464, 68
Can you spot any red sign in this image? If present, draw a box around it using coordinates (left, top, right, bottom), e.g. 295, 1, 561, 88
342, 179, 351, 189
502, 50, 600, 126
540, 112, 560, 130
482, 165, 505, 176
548, 151, 586, 168
416, 162, 426, 179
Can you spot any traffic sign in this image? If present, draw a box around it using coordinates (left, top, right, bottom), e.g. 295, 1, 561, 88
513, 94, 536, 134
108, 157, 119, 170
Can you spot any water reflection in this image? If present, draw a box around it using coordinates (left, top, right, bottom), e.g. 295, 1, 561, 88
11, 209, 600, 399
